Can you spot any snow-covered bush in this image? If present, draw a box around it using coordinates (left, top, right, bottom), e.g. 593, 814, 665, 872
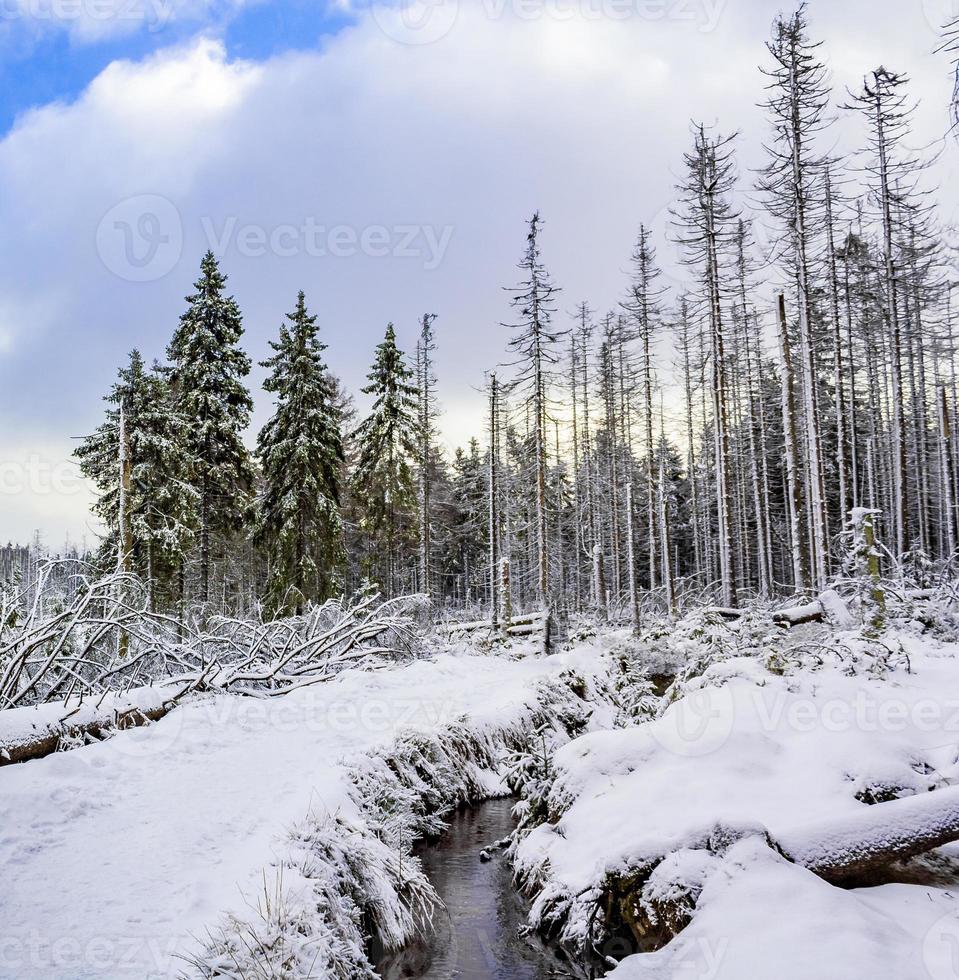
648, 608, 782, 713
183, 811, 438, 980
505, 723, 561, 831
838, 507, 887, 634
611, 643, 660, 727
565, 615, 599, 645
829, 633, 911, 678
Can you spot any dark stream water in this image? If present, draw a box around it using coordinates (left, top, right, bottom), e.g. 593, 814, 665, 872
376, 798, 573, 980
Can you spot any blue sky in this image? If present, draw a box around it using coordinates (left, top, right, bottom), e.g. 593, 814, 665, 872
0, 0, 354, 132
0, 0, 956, 547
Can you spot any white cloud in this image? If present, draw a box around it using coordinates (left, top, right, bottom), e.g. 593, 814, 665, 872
3, 0, 261, 44
0, 0, 957, 542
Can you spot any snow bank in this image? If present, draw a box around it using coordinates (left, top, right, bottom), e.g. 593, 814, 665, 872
605, 836, 957, 980
512, 631, 959, 971
0, 643, 612, 979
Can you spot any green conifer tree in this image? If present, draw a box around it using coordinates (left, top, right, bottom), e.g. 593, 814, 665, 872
256, 292, 345, 615
167, 251, 254, 605
353, 324, 419, 596
75, 350, 197, 607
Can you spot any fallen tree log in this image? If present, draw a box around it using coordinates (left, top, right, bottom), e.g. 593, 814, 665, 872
707, 590, 856, 629
447, 611, 547, 634
772, 599, 824, 627
704, 602, 824, 626
446, 619, 496, 634
506, 624, 544, 637
704, 606, 745, 621
0, 684, 189, 767
599, 786, 959, 961
777, 785, 959, 884
772, 590, 857, 628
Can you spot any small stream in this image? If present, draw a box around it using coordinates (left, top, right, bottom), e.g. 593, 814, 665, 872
376, 798, 573, 980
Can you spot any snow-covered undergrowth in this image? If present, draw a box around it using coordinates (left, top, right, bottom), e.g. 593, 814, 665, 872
182, 660, 617, 979
0, 566, 428, 764
510, 608, 959, 979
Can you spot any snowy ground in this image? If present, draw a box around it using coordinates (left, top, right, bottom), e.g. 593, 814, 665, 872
0, 644, 606, 980
7, 613, 959, 980
513, 624, 959, 980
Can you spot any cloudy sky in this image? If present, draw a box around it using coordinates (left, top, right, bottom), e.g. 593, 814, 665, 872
0, 0, 957, 547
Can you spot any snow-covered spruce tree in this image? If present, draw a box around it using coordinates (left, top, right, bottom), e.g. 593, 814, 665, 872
446, 440, 488, 604
167, 251, 254, 607
353, 324, 419, 597
256, 291, 345, 616
503, 212, 563, 607
74, 350, 197, 608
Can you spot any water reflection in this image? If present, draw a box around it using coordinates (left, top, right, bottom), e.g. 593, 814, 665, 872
377, 797, 572, 979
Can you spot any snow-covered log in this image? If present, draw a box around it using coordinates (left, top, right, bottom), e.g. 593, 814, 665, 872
506, 623, 545, 636
447, 610, 546, 634
772, 599, 824, 626
705, 590, 855, 629
445, 610, 552, 652
446, 618, 497, 634
771, 590, 854, 628
778, 785, 959, 883
703, 606, 746, 621
703, 602, 821, 625
0, 684, 186, 766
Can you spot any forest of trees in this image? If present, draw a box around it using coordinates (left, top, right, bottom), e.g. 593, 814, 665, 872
73, 7, 959, 623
